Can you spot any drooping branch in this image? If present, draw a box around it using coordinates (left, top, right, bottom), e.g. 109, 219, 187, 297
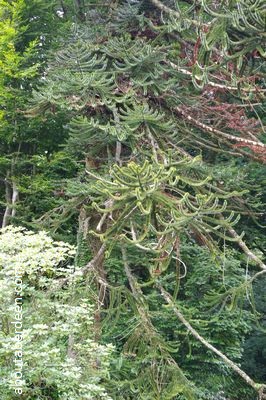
168, 61, 266, 93
157, 283, 266, 397
175, 106, 266, 154
226, 225, 266, 271
82, 243, 106, 275
149, 0, 181, 19
122, 246, 143, 299
121, 246, 196, 399
150, 0, 203, 27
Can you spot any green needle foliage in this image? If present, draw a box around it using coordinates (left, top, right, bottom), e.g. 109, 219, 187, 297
0, 0, 265, 399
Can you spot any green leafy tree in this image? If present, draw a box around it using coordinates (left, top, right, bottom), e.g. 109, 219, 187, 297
1, 1, 265, 399
0, 225, 113, 399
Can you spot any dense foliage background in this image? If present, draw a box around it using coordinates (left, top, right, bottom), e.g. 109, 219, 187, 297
0, 1, 265, 399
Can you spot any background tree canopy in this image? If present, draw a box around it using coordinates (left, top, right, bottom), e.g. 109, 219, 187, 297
0, 1, 265, 399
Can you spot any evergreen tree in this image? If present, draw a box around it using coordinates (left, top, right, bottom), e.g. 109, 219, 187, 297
1, 1, 265, 399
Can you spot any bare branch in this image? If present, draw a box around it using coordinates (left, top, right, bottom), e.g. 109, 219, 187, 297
226, 225, 266, 271
168, 61, 266, 93
56, 243, 107, 289
150, 0, 203, 27
175, 106, 266, 151
82, 243, 106, 275
157, 283, 265, 395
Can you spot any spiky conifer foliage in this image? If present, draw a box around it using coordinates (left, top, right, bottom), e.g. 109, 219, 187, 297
26, 1, 266, 399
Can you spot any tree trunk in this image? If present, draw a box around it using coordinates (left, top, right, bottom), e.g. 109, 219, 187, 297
77, 206, 107, 341
11, 181, 19, 218
2, 171, 19, 228
2, 171, 12, 228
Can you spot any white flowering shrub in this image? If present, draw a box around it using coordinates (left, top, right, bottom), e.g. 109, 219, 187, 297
0, 226, 113, 400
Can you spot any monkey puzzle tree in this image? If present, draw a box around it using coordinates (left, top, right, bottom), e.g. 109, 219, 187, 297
1, 0, 266, 399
